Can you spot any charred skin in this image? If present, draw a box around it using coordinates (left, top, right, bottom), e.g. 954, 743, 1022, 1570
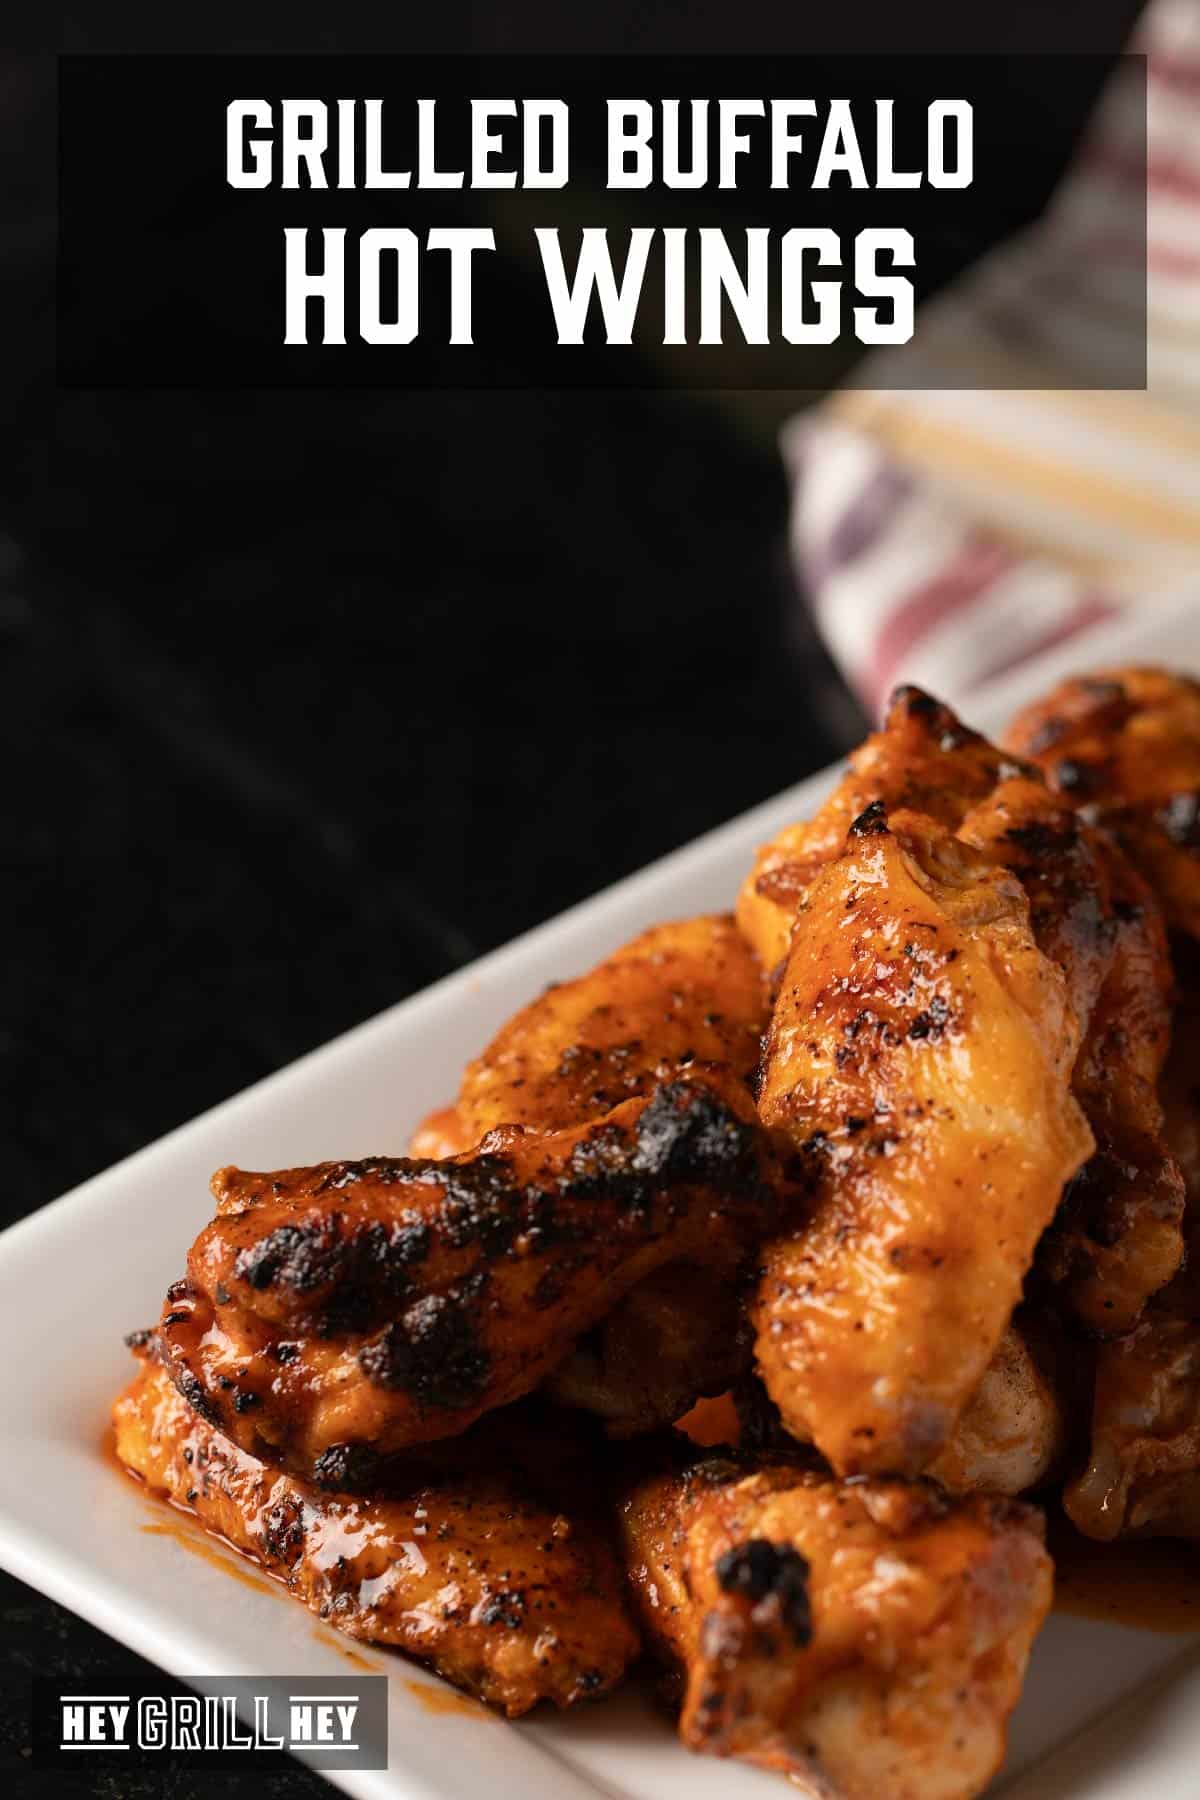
412, 917, 777, 1437
741, 684, 1184, 1340
618, 1450, 1052, 1800
114, 1358, 639, 1713
1005, 665, 1200, 940
752, 808, 1092, 1477
158, 1076, 788, 1482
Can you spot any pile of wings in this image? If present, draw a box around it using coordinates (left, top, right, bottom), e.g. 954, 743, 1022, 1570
115, 667, 1200, 1800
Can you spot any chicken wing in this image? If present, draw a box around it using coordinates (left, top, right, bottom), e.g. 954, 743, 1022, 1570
743, 685, 1183, 1339
752, 806, 1091, 1476
114, 1353, 639, 1712
1005, 666, 1200, 938
411, 917, 775, 1436
158, 1073, 788, 1483
618, 1448, 1051, 1800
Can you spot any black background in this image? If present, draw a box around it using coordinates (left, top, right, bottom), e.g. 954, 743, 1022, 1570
1, 2, 1145, 1794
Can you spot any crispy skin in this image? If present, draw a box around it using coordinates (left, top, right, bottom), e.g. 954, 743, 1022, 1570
753, 808, 1091, 1477
158, 1076, 786, 1482
114, 1359, 638, 1712
737, 687, 1018, 976
451, 916, 773, 1432
457, 916, 769, 1140
1005, 666, 1200, 938
1067, 944, 1200, 1539
618, 1451, 1052, 1800
742, 685, 1183, 1337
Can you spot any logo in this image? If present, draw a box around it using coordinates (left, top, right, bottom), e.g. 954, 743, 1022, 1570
33, 1676, 388, 1769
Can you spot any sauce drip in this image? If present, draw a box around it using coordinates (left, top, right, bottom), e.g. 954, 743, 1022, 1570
403, 1680, 497, 1721
312, 1625, 383, 1673
138, 1518, 279, 1595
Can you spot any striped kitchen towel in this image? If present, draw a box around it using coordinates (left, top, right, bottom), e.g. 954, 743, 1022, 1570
791, 0, 1200, 717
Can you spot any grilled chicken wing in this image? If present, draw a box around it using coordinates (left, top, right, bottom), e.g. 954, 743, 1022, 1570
742, 685, 1183, 1339
618, 1449, 1051, 1799
158, 1074, 787, 1483
752, 805, 1091, 1477
114, 1355, 638, 1711
1005, 666, 1200, 938
1067, 942, 1200, 1539
410, 917, 775, 1436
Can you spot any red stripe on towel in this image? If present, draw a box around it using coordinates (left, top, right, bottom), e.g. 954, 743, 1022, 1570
863, 539, 1015, 714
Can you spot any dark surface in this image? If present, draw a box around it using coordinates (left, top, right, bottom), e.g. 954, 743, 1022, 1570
0, 4, 1146, 1793
1, 391, 855, 1800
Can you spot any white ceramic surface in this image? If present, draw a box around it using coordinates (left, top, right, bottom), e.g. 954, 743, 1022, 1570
5, 596, 1200, 1800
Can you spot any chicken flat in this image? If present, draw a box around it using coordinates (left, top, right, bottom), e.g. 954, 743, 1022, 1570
447, 916, 775, 1432
752, 804, 1091, 1476
114, 1353, 639, 1712
157, 1072, 788, 1482
618, 1449, 1051, 1799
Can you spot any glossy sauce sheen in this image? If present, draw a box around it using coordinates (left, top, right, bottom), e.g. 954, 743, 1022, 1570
108, 1423, 1200, 1642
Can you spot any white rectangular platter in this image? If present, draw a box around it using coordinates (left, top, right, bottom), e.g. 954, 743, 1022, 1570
4, 595, 1200, 1800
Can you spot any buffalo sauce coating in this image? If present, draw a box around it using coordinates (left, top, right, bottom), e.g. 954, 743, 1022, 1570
111, 1360, 639, 1715
753, 811, 1092, 1478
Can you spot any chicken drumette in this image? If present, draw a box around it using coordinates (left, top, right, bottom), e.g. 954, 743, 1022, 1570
115, 1351, 639, 1711
739, 686, 1186, 1490
618, 1447, 1051, 1799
